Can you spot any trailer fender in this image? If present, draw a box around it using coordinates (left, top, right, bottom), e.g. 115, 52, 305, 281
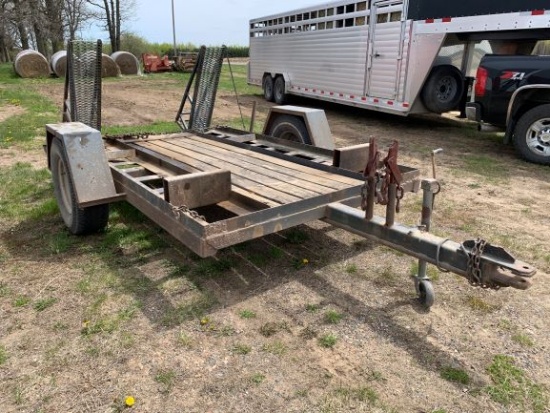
263, 106, 335, 150
46, 122, 120, 208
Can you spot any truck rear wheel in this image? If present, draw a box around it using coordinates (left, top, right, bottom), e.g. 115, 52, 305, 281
273, 76, 286, 104
50, 138, 109, 234
265, 115, 312, 145
421, 65, 464, 113
263, 75, 274, 102
513, 104, 550, 165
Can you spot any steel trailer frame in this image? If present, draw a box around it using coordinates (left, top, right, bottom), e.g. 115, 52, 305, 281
45, 121, 536, 307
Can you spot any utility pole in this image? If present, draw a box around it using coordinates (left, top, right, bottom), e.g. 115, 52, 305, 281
171, 0, 177, 55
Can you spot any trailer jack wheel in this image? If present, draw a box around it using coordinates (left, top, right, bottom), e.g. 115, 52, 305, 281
50, 138, 109, 235
415, 278, 435, 308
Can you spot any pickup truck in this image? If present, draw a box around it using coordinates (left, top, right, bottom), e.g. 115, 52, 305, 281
466, 54, 550, 165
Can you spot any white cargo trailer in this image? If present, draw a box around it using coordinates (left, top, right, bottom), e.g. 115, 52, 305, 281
248, 0, 550, 116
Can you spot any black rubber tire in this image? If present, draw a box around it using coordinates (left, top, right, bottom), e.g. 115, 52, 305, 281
50, 138, 109, 234
273, 76, 286, 105
416, 279, 435, 308
421, 65, 464, 113
263, 75, 274, 102
513, 104, 550, 165
266, 115, 312, 145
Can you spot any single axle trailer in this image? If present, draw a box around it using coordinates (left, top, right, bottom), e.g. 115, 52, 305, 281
47, 41, 535, 308
45, 119, 536, 308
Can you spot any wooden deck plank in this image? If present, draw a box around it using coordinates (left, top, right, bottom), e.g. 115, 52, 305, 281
135, 141, 303, 205
140, 140, 324, 199
186, 134, 363, 186
165, 136, 353, 192
154, 139, 344, 195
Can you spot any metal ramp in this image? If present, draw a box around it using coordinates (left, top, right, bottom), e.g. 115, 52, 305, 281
176, 46, 226, 132
62, 40, 102, 130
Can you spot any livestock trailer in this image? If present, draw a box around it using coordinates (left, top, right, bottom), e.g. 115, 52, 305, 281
249, 0, 550, 115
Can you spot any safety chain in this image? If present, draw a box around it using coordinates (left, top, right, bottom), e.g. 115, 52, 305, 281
171, 205, 206, 222
465, 238, 500, 290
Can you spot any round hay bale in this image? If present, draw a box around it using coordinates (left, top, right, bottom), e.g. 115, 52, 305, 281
50, 50, 67, 77
101, 54, 121, 77
14, 49, 50, 78
111, 51, 140, 75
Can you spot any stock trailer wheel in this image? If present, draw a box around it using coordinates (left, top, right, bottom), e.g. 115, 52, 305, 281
263, 75, 274, 102
421, 65, 464, 113
50, 138, 109, 234
273, 76, 286, 105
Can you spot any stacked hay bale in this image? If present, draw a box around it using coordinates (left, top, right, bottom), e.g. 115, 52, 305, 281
111, 51, 140, 75
14, 50, 50, 78
50, 50, 68, 77
101, 53, 121, 77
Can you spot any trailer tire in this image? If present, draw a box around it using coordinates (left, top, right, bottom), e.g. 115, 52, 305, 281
421, 65, 464, 113
266, 115, 312, 145
50, 138, 109, 234
513, 104, 550, 165
273, 76, 286, 104
263, 75, 274, 102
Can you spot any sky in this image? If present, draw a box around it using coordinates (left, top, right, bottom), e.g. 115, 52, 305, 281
89, 0, 326, 46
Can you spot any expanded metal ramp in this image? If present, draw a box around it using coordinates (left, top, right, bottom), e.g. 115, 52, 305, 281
63, 40, 102, 130
176, 46, 226, 132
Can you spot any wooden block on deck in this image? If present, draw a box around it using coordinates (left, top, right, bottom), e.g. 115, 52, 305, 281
163, 170, 231, 209
333, 143, 370, 173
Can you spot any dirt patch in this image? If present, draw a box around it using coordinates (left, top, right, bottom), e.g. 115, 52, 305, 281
0, 104, 26, 123
1, 76, 549, 413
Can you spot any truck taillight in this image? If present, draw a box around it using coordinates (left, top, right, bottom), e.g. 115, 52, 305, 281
475, 67, 488, 97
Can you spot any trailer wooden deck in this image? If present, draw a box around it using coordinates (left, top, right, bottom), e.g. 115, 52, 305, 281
104, 129, 372, 256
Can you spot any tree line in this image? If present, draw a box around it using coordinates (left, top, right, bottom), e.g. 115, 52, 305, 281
0, 0, 135, 62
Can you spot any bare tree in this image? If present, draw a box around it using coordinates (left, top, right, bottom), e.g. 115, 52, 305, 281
87, 0, 135, 52
63, 0, 90, 41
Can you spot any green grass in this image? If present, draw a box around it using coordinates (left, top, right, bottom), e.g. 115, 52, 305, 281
466, 295, 501, 313
511, 333, 534, 347
319, 333, 338, 348
250, 373, 266, 384
284, 228, 309, 244
262, 341, 287, 356
239, 309, 256, 319
0, 163, 56, 221
333, 386, 378, 404
0, 344, 7, 365
103, 121, 181, 136
34, 297, 57, 312
193, 257, 235, 277
306, 303, 320, 313
486, 355, 547, 413
155, 369, 176, 393
232, 344, 252, 355
345, 263, 358, 274
461, 155, 509, 183
324, 309, 344, 325
440, 367, 470, 385
0, 64, 60, 147
13, 295, 31, 307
